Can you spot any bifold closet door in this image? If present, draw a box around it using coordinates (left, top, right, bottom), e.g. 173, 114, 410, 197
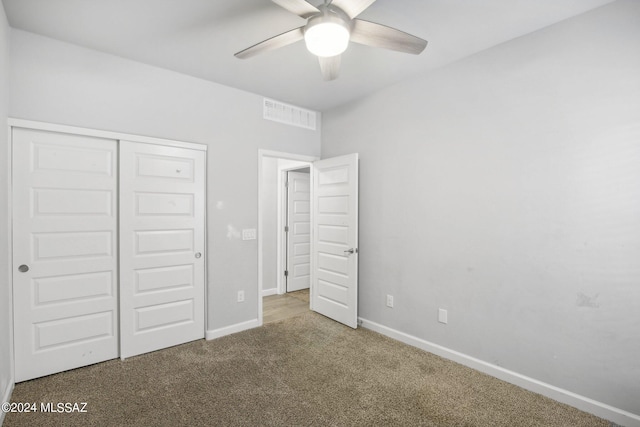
12, 128, 119, 382
119, 141, 206, 359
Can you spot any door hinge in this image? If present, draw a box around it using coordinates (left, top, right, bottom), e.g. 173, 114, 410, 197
285, 226, 289, 233
285, 180, 289, 188
284, 270, 289, 277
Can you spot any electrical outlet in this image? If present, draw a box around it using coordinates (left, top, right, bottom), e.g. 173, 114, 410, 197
237, 290, 245, 303
386, 294, 394, 308
438, 308, 448, 324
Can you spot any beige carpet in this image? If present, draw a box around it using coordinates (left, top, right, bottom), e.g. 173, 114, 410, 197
5, 312, 611, 426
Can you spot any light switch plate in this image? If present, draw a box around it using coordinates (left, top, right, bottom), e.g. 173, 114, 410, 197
242, 229, 256, 240
438, 308, 448, 324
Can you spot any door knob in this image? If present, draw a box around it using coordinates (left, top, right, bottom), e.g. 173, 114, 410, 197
343, 248, 357, 255
18, 265, 29, 273
195, 252, 202, 259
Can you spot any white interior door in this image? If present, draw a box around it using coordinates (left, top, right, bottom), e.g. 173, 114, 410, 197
311, 153, 359, 328
12, 128, 119, 382
286, 171, 311, 292
119, 141, 206, 359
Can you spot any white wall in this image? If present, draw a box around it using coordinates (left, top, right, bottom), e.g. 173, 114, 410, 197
322, 0, 640, 419
0, 2, 11, 419
7, 29, 321, 333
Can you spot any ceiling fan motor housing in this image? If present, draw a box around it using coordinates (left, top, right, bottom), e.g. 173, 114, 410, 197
304, 4, 352, 57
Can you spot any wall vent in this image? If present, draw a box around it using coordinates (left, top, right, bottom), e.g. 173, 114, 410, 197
263, 98, 317, 131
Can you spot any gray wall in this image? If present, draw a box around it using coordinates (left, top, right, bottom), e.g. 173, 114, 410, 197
0, 2, 11, 412
261, 156, 279, 293
322, 0, 640, 415
7, 29, 321, 332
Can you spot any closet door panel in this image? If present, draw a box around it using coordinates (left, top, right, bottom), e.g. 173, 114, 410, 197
12, 128, 119, 382
119, 141, 206, 359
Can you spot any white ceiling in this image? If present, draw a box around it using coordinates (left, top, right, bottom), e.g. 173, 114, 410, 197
2, 0, 614, 111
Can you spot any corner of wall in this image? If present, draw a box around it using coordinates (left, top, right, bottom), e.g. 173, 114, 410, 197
1, 0, 15, 418
0, 382, 14, 424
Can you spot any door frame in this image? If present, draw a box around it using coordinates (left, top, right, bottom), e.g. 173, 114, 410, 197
7, 119, 208, 381
257, 150, 318, 325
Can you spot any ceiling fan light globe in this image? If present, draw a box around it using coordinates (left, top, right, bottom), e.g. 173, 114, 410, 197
304, 22, 350, 57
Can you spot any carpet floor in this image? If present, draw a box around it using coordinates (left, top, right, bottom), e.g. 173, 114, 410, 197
5, 312, 611, 426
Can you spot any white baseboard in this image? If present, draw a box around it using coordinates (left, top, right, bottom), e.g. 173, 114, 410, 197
359, 317, 640, 427
262, 288, 277, 297
1, 380, 14, 425
205, 318, 261, 340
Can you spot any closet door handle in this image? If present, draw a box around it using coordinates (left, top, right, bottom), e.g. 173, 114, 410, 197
195, 252, 202, 259
18, 264, 29, 273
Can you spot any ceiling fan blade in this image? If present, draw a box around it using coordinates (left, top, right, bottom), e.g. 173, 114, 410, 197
330, 0, 376, 19
271, 0, 319, 19
235, 27, 305, 59
351, 19, 427, 55
318, 55, 341, 81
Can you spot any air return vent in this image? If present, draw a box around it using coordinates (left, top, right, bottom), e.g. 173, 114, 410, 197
263, 98, 317, 131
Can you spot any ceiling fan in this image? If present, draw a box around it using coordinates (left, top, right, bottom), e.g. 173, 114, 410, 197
234, 0, 428, 81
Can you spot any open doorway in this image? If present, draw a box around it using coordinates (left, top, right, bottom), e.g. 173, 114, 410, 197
262, 167, 311, 324
258, 150, 360, 328
258, 150, 318, 325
